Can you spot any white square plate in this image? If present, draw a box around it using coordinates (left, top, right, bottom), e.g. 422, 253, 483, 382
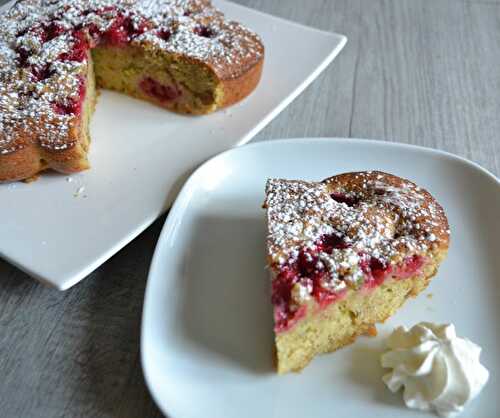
142, 138, 500, 418
0, 1, 346, 290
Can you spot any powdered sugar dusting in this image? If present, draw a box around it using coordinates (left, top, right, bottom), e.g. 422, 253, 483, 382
265, 171, 450, 295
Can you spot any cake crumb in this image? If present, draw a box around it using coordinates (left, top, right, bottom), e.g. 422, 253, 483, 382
427, 293, 433, 299
74, 186, 85, 197
364, 324, 378, 337
23, 174, 40, 184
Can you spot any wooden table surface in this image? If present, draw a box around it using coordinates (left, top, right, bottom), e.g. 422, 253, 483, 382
1, 0, 499, 417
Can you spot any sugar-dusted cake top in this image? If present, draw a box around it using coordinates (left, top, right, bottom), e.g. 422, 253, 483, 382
0, 0, 264, 155
265, 171, 449, 268
264, 171, 450, 331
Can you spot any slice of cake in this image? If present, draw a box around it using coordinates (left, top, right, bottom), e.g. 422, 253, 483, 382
263, 171, 450, 374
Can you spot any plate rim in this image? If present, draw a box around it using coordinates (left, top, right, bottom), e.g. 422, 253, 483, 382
141, 136, 499, 417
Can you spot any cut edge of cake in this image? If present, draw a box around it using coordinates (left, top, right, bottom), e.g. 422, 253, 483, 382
91, 43, 263, 115
273, 254, 447, 374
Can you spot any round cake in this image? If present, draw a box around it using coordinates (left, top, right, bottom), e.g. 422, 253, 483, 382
0, 0, 264, 182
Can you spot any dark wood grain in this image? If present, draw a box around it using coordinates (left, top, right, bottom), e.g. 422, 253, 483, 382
0, 0, 499, 417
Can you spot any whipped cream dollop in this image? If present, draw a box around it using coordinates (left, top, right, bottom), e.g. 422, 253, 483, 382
381, 322, 489, 417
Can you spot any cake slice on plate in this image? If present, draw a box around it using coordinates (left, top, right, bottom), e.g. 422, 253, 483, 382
263, 171, 450, 374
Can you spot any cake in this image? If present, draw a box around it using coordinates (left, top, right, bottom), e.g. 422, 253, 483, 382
263, 171, 450, 374
0, 0, 264, 182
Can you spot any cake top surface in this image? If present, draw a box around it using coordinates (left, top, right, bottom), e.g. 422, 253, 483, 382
265, 171, 450, 325
266, 171, 449, 266
0, 0, 263, 155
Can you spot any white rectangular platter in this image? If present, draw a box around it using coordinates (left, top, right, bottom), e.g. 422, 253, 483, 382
0, 1, 346, 289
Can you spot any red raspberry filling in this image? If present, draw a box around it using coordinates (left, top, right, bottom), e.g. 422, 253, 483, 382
122, 16, 149, 36
360, 256, 388, 287
52, 78, 86, 116
273, 233, 350, 332
102, 13, 148, 46
41, 22, 66, 42
15, 46, 30, 67
360, 254, 425, 288
194, 25, 215, 38
330, 192, 360, 206
316, 232, 350, 252
139, 77, 181, 102
156, 29, 171, 41
273, 235, 426, 333
75, 6, 117, 44
31, 63, 54, 81
53, 101, 79, 116
102, 18, 128, 45
59, 31, 88, 62
392, 254, 426, 278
